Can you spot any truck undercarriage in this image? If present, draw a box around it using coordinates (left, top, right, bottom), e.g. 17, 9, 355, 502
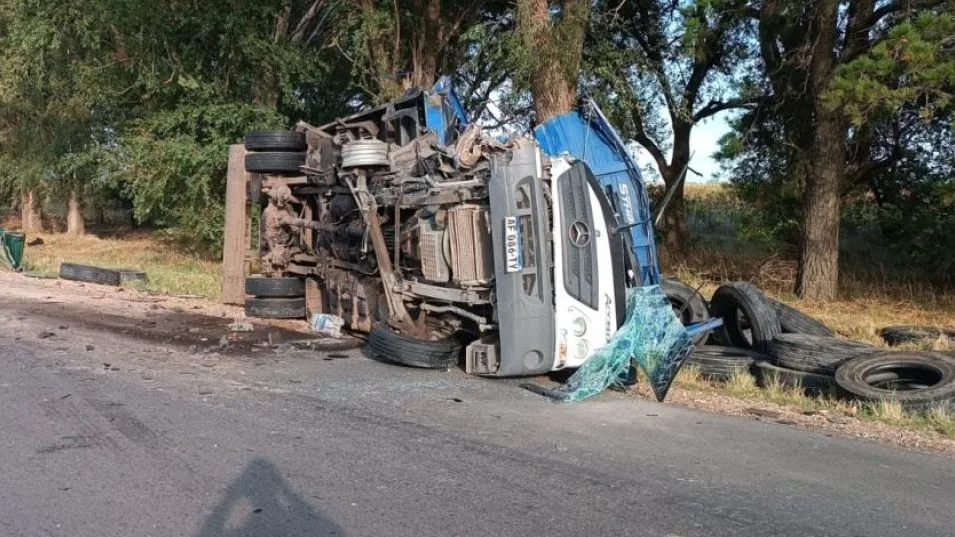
245, 82, 665, 377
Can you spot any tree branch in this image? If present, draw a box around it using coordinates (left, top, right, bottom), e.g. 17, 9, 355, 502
693, 96, 764, 121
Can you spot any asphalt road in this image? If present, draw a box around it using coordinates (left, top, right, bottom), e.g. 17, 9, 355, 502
1, 303, 954, 537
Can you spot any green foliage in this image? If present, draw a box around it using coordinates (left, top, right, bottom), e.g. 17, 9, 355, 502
828, 11, 955, 125
118, 104, 285, 253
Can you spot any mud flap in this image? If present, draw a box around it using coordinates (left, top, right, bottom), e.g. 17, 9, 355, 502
521, 285, 693, 402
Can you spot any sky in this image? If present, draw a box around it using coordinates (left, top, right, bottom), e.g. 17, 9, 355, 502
630, 113, 732, 184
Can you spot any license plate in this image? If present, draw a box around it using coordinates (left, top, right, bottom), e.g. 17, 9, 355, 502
504, 216, 523, 273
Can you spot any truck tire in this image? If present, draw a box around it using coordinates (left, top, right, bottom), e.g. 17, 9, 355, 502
364, 324, 462, 369
834, 352, 955, 411
689, 346, 768, 381
59, 263, 121, 286
709, 282, 780, 354
771, 333, 879, 375
767, 299, 834, 336
244, 130, 307, 152
753, 361, 836, 396
245, 297, 306, 319
245, 152, 305, 174
879, 326, 955, 346
662, 278, 710, 345
245, 277, 305, 298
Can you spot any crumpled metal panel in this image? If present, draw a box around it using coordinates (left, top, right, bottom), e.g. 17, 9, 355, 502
534, 104, 660, 287
522, 285, 693, 402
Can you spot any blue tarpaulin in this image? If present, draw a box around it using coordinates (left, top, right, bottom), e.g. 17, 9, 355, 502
534, 103, 661, 287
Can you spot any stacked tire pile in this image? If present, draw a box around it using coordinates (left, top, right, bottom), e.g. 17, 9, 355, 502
679, 281, 955, 411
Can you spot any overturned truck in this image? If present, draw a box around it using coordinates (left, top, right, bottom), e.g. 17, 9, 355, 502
243, 80, 677, 377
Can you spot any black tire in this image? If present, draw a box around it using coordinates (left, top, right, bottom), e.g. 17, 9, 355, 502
709, 282, 780, 354
245, 152, 306, 174
689, 345, 769, 381
245, 297, 306, 319
244, 130, 306, 152
834, 351, 955, 411
662, 278, 711, 345
59, 263, 121, 286
245, 277, 305, 298
771, 333, 880, 375
767, 299, 834, 336
753, 361, 836, 396
364, 324, 461, 369
879, 326, 955, 346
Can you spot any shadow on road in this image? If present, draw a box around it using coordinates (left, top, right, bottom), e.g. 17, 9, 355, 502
195, 457, 344, 537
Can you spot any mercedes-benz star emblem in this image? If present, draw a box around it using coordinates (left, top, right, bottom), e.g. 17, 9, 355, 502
568, 221, 591, 248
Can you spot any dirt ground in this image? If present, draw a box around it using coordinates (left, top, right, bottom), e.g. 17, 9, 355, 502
0, 272, 362, 356
3, 270, 954, 456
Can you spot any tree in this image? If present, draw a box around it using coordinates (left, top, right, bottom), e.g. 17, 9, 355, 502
583, 0, 758, 252
753, 0, 951, 300
515, 0, 590, 121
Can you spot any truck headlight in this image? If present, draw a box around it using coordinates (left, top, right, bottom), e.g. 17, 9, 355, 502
575, 339, 590, 360
572, 317, 587, 337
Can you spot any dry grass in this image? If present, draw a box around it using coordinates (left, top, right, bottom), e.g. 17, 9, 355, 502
20, 231, 221, 298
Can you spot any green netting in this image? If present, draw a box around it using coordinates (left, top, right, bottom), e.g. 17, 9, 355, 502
523, 285, 693, 402
0, 229, 25, 272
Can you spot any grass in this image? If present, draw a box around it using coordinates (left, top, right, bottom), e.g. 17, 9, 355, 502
20, 230, 222, 298
667, 185, 955, 442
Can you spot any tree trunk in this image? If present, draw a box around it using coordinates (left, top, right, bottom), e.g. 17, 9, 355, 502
67, 190, 85, 235
659, 166, 687, 254
797, 109, 843, 300
796, 0, 842, 301
519, 0, 589, 122
20, 190, 42, 233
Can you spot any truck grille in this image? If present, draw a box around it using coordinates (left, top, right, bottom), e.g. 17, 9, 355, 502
558, 166, 598, 309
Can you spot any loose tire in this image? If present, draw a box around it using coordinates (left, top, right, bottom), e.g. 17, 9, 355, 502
767, 299, 834, 336
662, 278, 711, 345
245, 277, 305, 298
364, 324, 461, 369
245, 152, 306, 174
834, 351, 955, 411
59, 263, 121, 286
245, 297, 306, 319
753, 361, 836, 396
709, 282, 780, 354
879, 326, 955, 347
688, 346, 768, 381
771, 333, 879, 375
244, 130, 307, 152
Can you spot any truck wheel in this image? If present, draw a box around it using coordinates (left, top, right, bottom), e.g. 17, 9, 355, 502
244, 130, 306, 152
771, 333, 879, 375
245, 152, 305, 174
767, 298, 834, 336
59, 263, 122, 286
245, 297, 306, 319
709, 282, 780, 354
834, 351, 955, 411
246, 277, 305, 298
364, 324, 462, 369
661, 278, 710, 345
